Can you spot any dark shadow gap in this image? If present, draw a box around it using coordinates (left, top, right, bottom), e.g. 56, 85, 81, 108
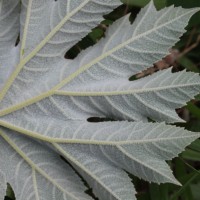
64, 5, 140, 60
87, 117, 117, 123
4, 183, 15, 200
15, 35, 20, 47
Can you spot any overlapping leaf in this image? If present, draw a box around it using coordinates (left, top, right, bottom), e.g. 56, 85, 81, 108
0, 1, 200, 200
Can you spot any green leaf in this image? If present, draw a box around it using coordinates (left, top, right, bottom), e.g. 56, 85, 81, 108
191, 182, 200, 200
178, 56, 200, 73
182, 149, 200, 161
170, 159, 200, 200
6, 184, 15, 200
186, 102, 200, 119
189, 139, 200, 152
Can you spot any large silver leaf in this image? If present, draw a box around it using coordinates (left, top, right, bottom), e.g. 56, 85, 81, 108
51, 69, 200, 123
0, 1, 200, 200
54, 143, 136, 200
1, 115, 199, 184
0, 128, 92, 200
0, 2, 199, 115
20, 0, 122, 57
0, 171, 6, 198
0, 0, 20, 90
1, 68, 199, 124
0, 0, 122, 110
61, 3, 197, 88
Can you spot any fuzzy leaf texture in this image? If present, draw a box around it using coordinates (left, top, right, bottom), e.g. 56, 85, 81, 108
0, 0, 200, 200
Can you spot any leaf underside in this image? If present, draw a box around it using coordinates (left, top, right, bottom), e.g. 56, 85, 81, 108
0, 1, 200, 200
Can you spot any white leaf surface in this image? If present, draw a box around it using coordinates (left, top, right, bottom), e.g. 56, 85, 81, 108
1, 68, 199, 124
1, 115, 199, 184
61, 3, 198, 89
0, 171, 6, 198
55, 69, 200, 123
0, 2, 199, 114
0, 0, 20, 90
54, 143, 136, 200
53, 121, 199, 185
20, 0, 122, 57
0, 128, 92, 200
0, 0, 122, 110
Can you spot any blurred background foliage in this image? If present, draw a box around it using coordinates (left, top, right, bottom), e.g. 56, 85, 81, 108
5, 0, 200, 200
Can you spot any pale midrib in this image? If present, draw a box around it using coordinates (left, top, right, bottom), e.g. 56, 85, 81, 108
0, 120, 198, 145
0, 130, 80, 200
0, 0, 90, 102
20, 0, 33, 59
0, 80, 199, 117
0, 8, 197, 117
55, 82, 200, 96
53, 143, 122, 200
32, 170, 40, 200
